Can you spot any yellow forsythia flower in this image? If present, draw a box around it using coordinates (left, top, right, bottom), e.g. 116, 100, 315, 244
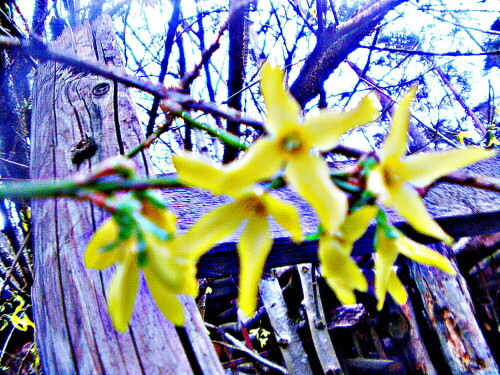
9, 297, 35, 332
319, 205, 377, 304
85, 202, 197, 332
368, 87, 496, 243
173, 152, 302, 317
374, 222, 456, 310
223, 62, 379, 234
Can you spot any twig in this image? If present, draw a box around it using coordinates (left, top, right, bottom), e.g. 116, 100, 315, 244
0, 35, 168, 97
178, 112, 248, 150
180, 9, 231, 91
0, 231, 32, 301
146, 0, 182, 136
428, 57, 487, 134
0, 175, 182, 200
206, 322, 288, 374
438, 171, 500, 193
359, 45, 500, 57
0, 36, 263, 130
345, 60, 461, 148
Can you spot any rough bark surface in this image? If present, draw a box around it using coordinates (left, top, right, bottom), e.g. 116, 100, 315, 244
409, 245, 499, 375
30, 15, 222, 374
290, 0, 407, 107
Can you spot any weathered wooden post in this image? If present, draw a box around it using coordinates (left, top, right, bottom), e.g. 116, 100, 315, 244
30, 15, 223, 374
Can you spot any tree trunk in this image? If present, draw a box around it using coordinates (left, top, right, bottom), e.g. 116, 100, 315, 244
30, 15, 223, 374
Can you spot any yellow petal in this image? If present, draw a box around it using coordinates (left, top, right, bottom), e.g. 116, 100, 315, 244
85, 218, 124, 269
142, 203, 178, 236
319, 235, 367, 305
144, 267, 186, 326
144, 243, 182, 292
397, 235, 456, 274
172, 202, 247, 261
302, 94, 379, 151
366, 165, 390, 202
173, 151, 224, 194
285, 155, 347, 235
387, 182, 453, 243
380, 87, 417, 161
237, 213, 272, 317
399, 148, 497, 187
145, 235, 199, 296
261, 63, 301, 135
222, 137, 283, 195
387, 270, 408, 306
175, 259, 199, 297
341, 205, 378, 244
374, 227, 399, 310
107, 255, 139, 332
263, 193, 303, 243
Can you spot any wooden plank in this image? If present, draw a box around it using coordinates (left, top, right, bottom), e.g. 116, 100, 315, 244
260, 271, 314, 375
408, 244, 499, 374
297, 264, 343, 374
398, 300, 438, 375
30, 15, 222, 374
195, 209, 500, 279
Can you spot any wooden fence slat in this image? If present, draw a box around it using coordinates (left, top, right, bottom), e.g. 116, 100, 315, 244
297, 264, 344, 374
261, 271, 314, 375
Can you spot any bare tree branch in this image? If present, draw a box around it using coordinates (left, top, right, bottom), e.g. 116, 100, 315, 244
360, 45, 500, 57
290, 0, 407, 107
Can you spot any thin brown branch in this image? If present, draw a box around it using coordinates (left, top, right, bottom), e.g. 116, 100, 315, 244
360, 45, 500, 57
428, 57, 487, 134
205, 322, 288, 374
0, 35, 262, 129
179, 11, 230, 91
438, 171, 500, 194
345, 60, 461, 148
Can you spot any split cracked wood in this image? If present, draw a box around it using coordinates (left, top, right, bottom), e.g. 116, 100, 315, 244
297, 263, 343, 375
409, 243, 499, 375
30, 15, 223, 375
260, 271, 314, 375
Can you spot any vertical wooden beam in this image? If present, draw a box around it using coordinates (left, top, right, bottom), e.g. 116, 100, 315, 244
297, 264, 343, 374
30, 15, 222, 374
261, 271, 314, 375
409, 244, 499, 375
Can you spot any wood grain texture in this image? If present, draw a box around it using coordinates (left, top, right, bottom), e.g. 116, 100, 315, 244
30, 15, 222, 374
297, 264, 343, 374
260, 272, 314, 375
409, 244, 499, 375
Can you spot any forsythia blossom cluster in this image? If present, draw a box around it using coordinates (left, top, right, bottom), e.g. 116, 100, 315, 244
85, 192, 197, 331
86, 63, 496, 331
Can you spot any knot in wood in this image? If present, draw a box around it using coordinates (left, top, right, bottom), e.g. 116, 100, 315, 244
71, 135, 98, 165
92, 82, 110, 97
277, 338, 289, 348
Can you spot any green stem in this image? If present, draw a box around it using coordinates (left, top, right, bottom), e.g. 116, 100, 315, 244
127, 112, 247, 159
178, 112, 248, 150
127, 119, 172, 158
0, 176, 182, 200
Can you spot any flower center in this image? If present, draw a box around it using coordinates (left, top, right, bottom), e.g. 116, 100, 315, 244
242, 195, 267, 217
382, 165, 401, 187
280, 131, 305, 155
